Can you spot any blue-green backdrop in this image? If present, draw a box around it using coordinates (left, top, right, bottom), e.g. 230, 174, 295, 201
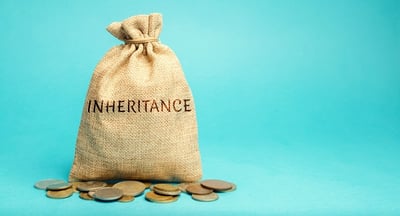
0, 0, 399, 215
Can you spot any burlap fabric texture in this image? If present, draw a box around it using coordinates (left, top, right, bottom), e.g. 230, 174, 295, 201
69, 13, 202, 182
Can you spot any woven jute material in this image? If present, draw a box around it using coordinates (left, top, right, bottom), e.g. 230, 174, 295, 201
69, 13, 202, 182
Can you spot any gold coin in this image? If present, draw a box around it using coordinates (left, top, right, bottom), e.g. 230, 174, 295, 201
46, 182, 72, 191
79, 192, 94, 200
177, 182, 197, 193
158, 196, 178, 203
154, 184, 180, 192
145, 191, 178, 203
118, 195, 135, 202
153, 187, 181, 196
192, 192, 219, 202
85, 187, 105, 198
201, 179, 232, 191
153, 184, 181, 196
112, 181, 146, 197
186, 183, 213, 195
46, 188, 74, 199
92, 188, 123, 201
34, 179, 65, 190
217, 183, 237, 192
77, 181, 107, 192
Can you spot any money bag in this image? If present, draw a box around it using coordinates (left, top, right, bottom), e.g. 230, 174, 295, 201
69, 13, 202, 182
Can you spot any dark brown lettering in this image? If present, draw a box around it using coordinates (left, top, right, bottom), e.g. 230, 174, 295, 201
118, 100, 125, 112
87, 100, 92, 113
183, 99, 191, 112
88, 99, 192, 114
93, 100, 103, 113
106, 101, 115, 113
127, 100, 136, 113
143, 100, 150, 112
150, 99, 159, 112
160, 99, 170, 112
173, 99, 182, 112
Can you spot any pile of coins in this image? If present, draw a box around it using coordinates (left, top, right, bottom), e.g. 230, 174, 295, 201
179, 180, 236, 202
34, 178, 236, 203
34, 179, 75, 199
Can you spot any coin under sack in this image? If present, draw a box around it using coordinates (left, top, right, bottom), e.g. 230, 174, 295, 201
69, 13, 202, 182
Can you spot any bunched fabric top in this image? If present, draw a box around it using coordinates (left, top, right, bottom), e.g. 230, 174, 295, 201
107, 13, 162, 43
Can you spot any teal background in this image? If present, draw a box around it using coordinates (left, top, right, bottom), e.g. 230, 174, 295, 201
1, 0, 399, 215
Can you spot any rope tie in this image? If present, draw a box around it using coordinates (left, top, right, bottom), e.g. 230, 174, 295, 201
125, 37, 158, 44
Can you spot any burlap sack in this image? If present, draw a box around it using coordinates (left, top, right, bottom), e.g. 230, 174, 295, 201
69, 13, 202, 182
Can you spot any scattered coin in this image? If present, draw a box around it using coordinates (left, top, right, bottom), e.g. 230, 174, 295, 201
201, 179, 232, 191
192, 192, 219, 202
216, 183, 236, 192
177, 182, 195, 193
46, 188, 74, 199
112, 181, 146, 196
153, 187, 181, 196
79, 192, 94, 200
92, 188, 123, 201
154, 184, 179, 192
145, 191, 178, 203
153, 184, 181, 196
77, 181, 107, 192
186, 184, 213, 195
118, 195, 135, 202
46, 182, 72, 191
34, 179, 65, 190
159, 195, 178, 203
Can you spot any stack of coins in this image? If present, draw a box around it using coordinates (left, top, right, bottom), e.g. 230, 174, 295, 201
34, 178, 236, 203
34, 179, 74, 199
146, 184, 181, 203
190, 179, 236, 202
